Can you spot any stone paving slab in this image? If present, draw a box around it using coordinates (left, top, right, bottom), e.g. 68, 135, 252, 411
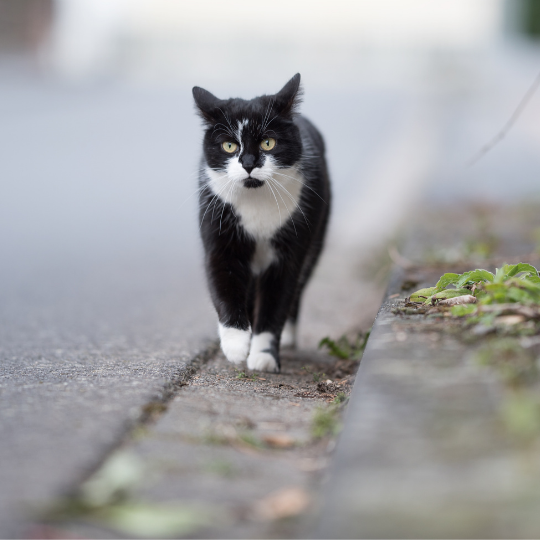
316, 205, 540, 538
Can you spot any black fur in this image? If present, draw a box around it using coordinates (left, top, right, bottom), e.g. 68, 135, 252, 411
193, 74, 331, 371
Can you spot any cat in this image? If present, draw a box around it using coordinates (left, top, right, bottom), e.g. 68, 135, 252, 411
193, 73, 331, 372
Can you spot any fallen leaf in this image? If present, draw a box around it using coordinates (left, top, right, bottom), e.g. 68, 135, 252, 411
261, 433, 296, 448
495, 315, 526, 326
81, 451, 145, 506
438, 295, 477, 306
253, 487, 310, 521
98, 502, 211, 537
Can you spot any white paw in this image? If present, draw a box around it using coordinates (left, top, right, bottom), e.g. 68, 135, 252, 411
281, 321, 297, 349
247, 332, 279, 372
218, 324, 251, 364
247, 351, 279, 372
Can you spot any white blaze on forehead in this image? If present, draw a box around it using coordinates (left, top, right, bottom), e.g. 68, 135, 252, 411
236, 119, 248, 149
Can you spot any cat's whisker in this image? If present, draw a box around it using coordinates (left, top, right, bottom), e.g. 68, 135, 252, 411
262, 111, 278, 134
264, 177, 283, 231
272, 170, 327, 204
211, 178, 236, 223
266, 177, 299, 238
212, 123, 235, 138
259, 100, 273, 137
179, 184, 209, 209
269, 176, 311, 232
220, 178, 238, 233
200, 177, 234, 229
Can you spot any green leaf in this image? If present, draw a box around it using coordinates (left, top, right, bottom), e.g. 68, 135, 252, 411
435, 273, 460, 289
409, 287, 438, 303
507, 263, 539, 278
525, 275, 540, 284
432, 288, 472, 299
451, 304, 477, 317
427, 289, 473, 304
501, 393, 540, 441
318, 337, 350, 359
456, 269, 494, 288
81, 451, 145, 507
99, 502, 211, 537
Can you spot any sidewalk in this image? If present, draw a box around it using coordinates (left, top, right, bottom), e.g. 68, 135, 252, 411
317, 203, 540, 538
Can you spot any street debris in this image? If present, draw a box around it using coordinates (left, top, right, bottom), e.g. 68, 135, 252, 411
252, 487, 311, 521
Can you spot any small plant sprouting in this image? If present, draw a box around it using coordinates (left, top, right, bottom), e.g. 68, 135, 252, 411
235, 369, 259, 381
311, 404, 342, 439
319, 331, 370, 361
405, 263, 540, 331
333, 392, 348, 404
302, 366, 326, 382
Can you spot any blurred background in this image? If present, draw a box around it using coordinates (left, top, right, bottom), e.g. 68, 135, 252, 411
1, 0, 540, 339
3, 4, 540, 536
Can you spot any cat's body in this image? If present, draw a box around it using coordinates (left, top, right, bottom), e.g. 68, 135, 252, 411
193, 74, 330, 372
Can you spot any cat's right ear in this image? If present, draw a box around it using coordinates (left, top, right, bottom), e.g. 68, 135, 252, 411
192, 86, 220, 124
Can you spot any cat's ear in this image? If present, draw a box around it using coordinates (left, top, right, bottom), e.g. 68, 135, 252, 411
274, 73, 302, 117
192, 86, 221, 124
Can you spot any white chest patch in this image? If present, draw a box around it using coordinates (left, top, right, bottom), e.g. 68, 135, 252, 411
251, 239, 275, 274
205, 155, 304, 240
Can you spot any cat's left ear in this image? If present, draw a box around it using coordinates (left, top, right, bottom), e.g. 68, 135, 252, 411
192, 86, 221, 124
274, 73, 302, 117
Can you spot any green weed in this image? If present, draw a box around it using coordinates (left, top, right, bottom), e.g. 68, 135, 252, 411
311, 404, 342, 439
406, 263, 540, 330
474, 338, 537, 387
302, 366, 326, 382
319, 331, 370, 360
332, 392, 349, 404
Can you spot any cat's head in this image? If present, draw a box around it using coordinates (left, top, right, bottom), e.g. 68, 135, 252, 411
193, 74, 303, 188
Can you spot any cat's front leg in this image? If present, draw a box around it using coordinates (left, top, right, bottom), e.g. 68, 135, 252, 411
205, 250, 253, 365
247, 264, 298, 373
218, 323, 251, 365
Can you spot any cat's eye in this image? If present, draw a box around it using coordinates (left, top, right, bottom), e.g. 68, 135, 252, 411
222, 141, 238, 153
260, 137, 276, 151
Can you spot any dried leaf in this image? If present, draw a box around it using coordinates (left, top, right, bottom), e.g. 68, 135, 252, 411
261, 433, 296, 448
438, 295, 477, 306
253, 487, 310, 521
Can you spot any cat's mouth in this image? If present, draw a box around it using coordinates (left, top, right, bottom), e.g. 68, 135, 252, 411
243, 178, 264, 189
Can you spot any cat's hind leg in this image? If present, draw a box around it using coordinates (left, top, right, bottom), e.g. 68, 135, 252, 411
280, 320, 297, 349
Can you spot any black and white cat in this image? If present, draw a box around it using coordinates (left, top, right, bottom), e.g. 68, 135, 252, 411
193, 74, 330, 372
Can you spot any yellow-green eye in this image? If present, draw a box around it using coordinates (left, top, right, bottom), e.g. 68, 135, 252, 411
222, 141, 238, 153
260, 137, 276, 151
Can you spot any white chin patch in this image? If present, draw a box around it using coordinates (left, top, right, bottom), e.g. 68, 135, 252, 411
205, 156, 304, 240
218, 323, 251, 364
281, 321, 297, 349
247, 332, 278, 372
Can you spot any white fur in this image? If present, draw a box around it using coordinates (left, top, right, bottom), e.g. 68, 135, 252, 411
251, 239, 276, 274
205, 154, 304, 241
281, 321, 297, 349
247, 332, 278, 372
218, 323, 251, 364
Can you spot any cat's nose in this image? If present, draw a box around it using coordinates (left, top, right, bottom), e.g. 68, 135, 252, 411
240, 154, 255, 174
